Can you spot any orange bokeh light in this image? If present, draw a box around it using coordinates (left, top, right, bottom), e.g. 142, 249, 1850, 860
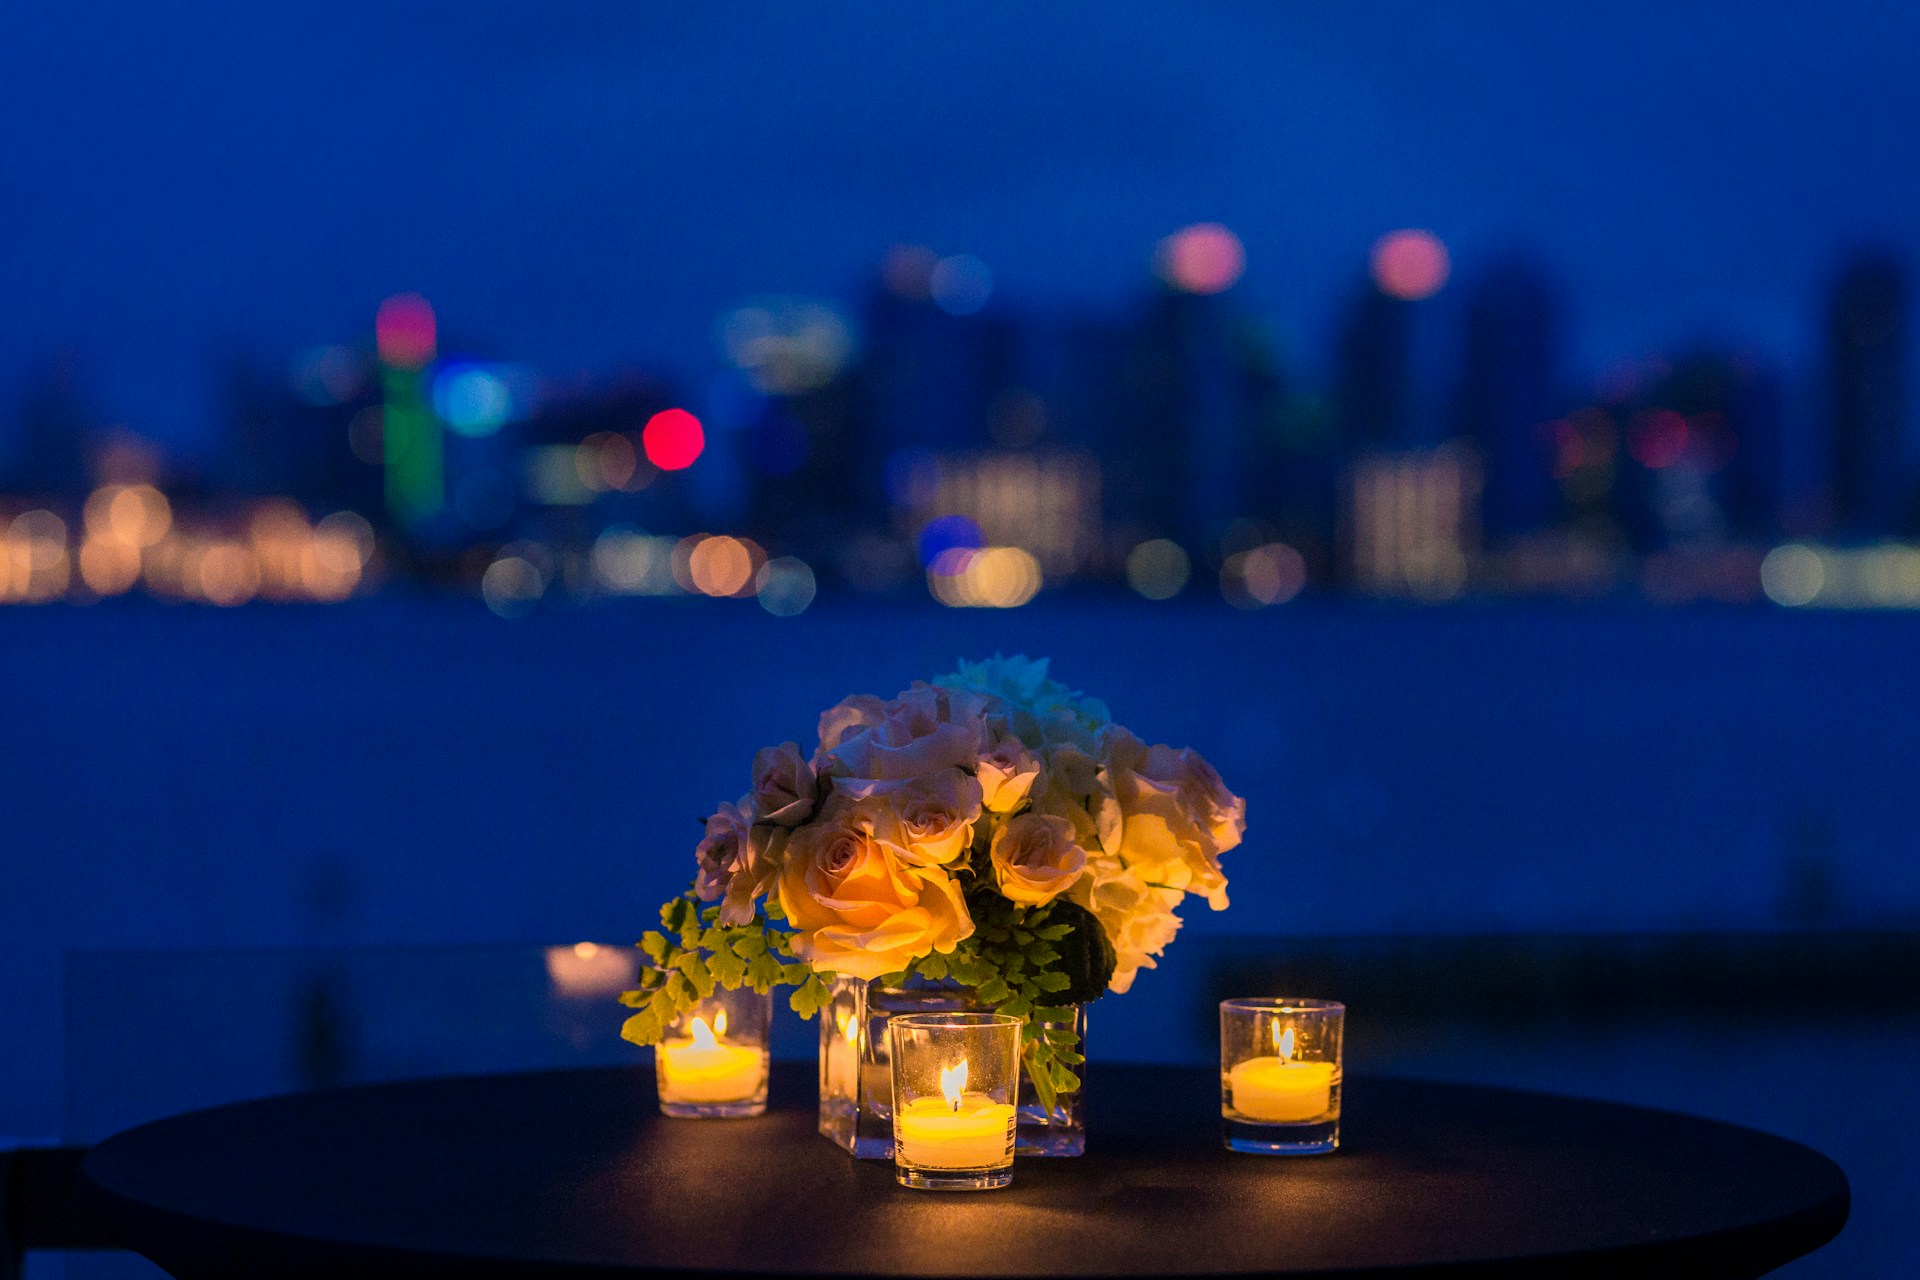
687, 535, 757, 597
193, 542, 260, 607
79, 537, 142, 595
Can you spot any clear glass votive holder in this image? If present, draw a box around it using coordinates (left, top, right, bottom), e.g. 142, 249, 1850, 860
654, 987, 771, 1118
1220, 997, 1344, 1155
887, 1012, 1021, 1190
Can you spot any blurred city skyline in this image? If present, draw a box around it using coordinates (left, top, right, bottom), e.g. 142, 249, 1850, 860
6, 3, 1920, 614
6, 2, 1920, 457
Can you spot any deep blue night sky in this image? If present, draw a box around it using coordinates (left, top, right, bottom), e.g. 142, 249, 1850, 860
5, 2, 1920, 458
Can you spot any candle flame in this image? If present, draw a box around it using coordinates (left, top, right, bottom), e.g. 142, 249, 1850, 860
940, 1059, 969, 1112
714, 1009, 728, 1038
690, 1015, 719, 1049
836, 1010, 859, 1047
1274, 1024, 1295, 1062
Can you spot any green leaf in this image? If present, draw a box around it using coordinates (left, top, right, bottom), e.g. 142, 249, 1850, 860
1035, 923, 1073, 941
1034, 1006, 1074, 1024
621, 1008, 667, 1045
708, 946, 747, 987
1033, 971, 1072, 992
662, 897, 697, 933
917, 953, 950, 980
673, 952, 716, 999
789, 974, 831, 1020
950, 958, 993, 987
974, 977, 1011, 1004
746, 952, 787, 990
999, 993, 1032, 1019
1026, 1047, 1058, 1114
638, 932, 671, 965
764, 897, 788, 922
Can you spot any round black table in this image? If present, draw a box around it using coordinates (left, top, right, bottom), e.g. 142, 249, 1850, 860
79, 1063, 1847, 1279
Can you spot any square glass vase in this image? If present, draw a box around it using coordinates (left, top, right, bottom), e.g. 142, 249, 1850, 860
818, 974, 1085, 1158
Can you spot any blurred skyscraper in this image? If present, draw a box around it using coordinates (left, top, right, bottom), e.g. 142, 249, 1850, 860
1334, 284, 1413, 448
1827, 252, 1911, 535
8, 355, 94, 497
1454, 259, 1562, 539
1117, 287, 1267, 545
1652, 353, 1785, 539
861, 256, 1017, 465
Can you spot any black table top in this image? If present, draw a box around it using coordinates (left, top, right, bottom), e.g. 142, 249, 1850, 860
79, 1062, 1847, 1279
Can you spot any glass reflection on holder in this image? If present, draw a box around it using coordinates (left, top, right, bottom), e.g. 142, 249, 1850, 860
1220, 998, 1344, 1155
655, 988, 770, 1118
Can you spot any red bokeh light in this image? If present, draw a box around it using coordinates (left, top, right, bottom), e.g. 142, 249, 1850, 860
1160, 224, 1245, 295
375, 293, 436, 370
642, 408, 705, 471
1629, 408, 1690, 469
1370, 230, 1450, 301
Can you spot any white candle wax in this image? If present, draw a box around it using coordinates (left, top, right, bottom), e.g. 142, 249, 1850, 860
658, 1016, 764, 1104
1228, 1056, 1336, 1122
896, 1094, 1017, 1169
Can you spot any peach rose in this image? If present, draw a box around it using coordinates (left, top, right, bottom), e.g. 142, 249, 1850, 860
872, 768, 983, 866
693, 796, 785, 925
976, 728, 1040, 814
990, 811, 1086, 906
778, 799, 974, 979
752, 741, 817, 827
820, 684, 988, 790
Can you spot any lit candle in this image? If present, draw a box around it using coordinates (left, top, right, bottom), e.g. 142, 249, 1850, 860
1228, 1025, 1336, 1123
894, 1060, 1017, 1170
657, 1011, 765, 1104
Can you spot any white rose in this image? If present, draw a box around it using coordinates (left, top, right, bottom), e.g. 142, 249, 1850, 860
976, 728, 1040, 814
820, 684, 988, 792
1098, 728, 1236, 910
693, 795, 784, 925
751, 741, 817, 827
1070, 853, 1183, 994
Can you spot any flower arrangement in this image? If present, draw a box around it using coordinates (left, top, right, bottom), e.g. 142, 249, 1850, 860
621, 655, 1246, 1108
